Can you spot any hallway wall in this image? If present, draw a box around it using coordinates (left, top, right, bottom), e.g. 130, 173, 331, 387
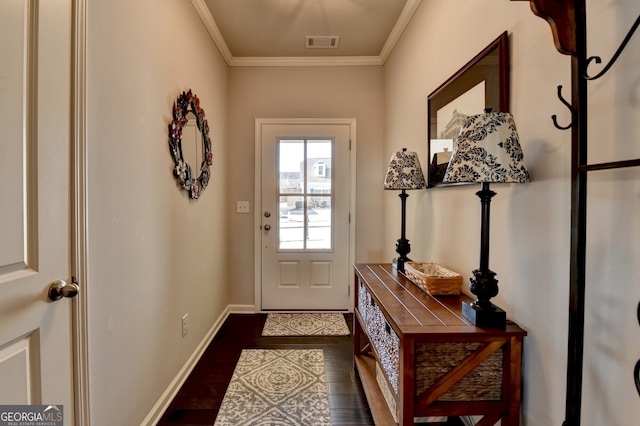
227, 66, 386, 306
384, 0, 640, 424
86, 1, 229, 424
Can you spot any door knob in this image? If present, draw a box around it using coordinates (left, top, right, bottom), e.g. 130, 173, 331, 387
264, 224, 271, 231
264, 211, 271, 218
48, 279, 79, 301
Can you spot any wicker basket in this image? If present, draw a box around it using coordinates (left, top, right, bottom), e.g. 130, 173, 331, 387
404, 262, 462, 296
415, 342, 503, 400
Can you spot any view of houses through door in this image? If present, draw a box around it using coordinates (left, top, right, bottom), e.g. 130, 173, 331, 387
256, 119, 355, 310
0, 0, 78, 420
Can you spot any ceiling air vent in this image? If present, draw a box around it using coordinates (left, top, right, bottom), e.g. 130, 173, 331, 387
305, 36, 340, 49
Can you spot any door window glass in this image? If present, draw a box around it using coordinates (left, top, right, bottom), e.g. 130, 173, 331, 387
278, 139, 332, 250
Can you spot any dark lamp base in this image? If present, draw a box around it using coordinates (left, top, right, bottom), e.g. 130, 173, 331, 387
462, 301, 506, 329
392, 257, 409, 273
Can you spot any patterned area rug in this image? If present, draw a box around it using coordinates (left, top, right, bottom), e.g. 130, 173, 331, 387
213, 349, 331, 426
261, 312, 350, 336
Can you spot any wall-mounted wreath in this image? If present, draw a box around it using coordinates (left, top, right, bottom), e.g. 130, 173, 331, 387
168, 89, 212, 199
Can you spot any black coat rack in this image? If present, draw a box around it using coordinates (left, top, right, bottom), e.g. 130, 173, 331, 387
511, 1, 640, 425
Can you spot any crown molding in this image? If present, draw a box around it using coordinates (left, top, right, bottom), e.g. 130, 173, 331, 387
229, 56, 383, 67
380, 0, 422, 63
190, 0, 233, 64
191, 0, 422, 67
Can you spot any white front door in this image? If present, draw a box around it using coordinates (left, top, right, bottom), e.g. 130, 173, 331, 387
256, 120, 354, 310
0, 0, 75, 421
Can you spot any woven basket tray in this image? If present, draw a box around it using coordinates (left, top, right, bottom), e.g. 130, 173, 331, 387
404, 262, 462, 296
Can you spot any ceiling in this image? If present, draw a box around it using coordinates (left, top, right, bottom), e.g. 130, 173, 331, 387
191, 0, 422, 66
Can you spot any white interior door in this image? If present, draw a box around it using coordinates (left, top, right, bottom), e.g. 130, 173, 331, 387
258, 121, 352, 310
0, 0, 75, 420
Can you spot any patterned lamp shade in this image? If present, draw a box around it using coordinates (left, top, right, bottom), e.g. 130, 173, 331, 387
443, 112, 530, 184
384, 148, 426, 190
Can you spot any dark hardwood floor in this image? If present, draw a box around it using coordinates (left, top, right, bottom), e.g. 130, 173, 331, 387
156, 313, 464, 426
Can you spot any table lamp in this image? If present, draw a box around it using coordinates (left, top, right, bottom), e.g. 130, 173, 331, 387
383, 148, 426, 272
443, 112, 530, 328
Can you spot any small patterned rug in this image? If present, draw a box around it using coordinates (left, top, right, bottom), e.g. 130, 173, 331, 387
261, 312, 350, 336
213, 349, 331, 426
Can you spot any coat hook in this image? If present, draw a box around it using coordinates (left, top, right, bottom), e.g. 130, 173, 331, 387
552, 85, 574, 130
635, 359, 640, 397
633, 303, 640, 395
585, 15, 639, 80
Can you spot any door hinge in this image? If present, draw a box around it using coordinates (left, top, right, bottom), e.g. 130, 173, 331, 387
348, 285, 350, 297
349, 139, 352, 150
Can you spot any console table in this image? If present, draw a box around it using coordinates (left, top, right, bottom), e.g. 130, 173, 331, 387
353, 263, 526, 425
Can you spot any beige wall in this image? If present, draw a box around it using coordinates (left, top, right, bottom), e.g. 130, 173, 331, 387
227, 66, 386, 305
87, 0, 229, 424
384, 0, 640, 424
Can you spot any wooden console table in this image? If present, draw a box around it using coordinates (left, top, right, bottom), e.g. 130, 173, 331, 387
353, 263, 526, 425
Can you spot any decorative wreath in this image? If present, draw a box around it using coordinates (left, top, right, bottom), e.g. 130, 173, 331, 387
168, 89, 213, 199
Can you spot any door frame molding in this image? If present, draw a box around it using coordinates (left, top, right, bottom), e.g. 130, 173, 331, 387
254, 118, 357, 313
71, 0, 91, 423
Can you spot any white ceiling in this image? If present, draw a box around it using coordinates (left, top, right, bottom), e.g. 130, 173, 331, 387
191, 0, 422, 66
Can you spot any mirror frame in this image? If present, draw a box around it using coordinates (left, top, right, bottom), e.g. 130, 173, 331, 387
168, 90, 212, 199
426, 31, 509, 188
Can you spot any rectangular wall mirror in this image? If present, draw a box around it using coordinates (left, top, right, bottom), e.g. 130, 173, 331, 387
426, 31, 510, 187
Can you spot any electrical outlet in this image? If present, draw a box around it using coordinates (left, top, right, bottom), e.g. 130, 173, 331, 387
182, 313, 188, 337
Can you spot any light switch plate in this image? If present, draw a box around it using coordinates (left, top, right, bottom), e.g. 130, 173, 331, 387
236, 201, 250, 214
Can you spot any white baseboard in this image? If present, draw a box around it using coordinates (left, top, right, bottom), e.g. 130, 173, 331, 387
228, 304, 256, 314
140, 305, 234, 426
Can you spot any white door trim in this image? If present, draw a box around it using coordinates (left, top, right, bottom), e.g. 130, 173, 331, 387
71, 0, 91, 424
254, 118, 356, 313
